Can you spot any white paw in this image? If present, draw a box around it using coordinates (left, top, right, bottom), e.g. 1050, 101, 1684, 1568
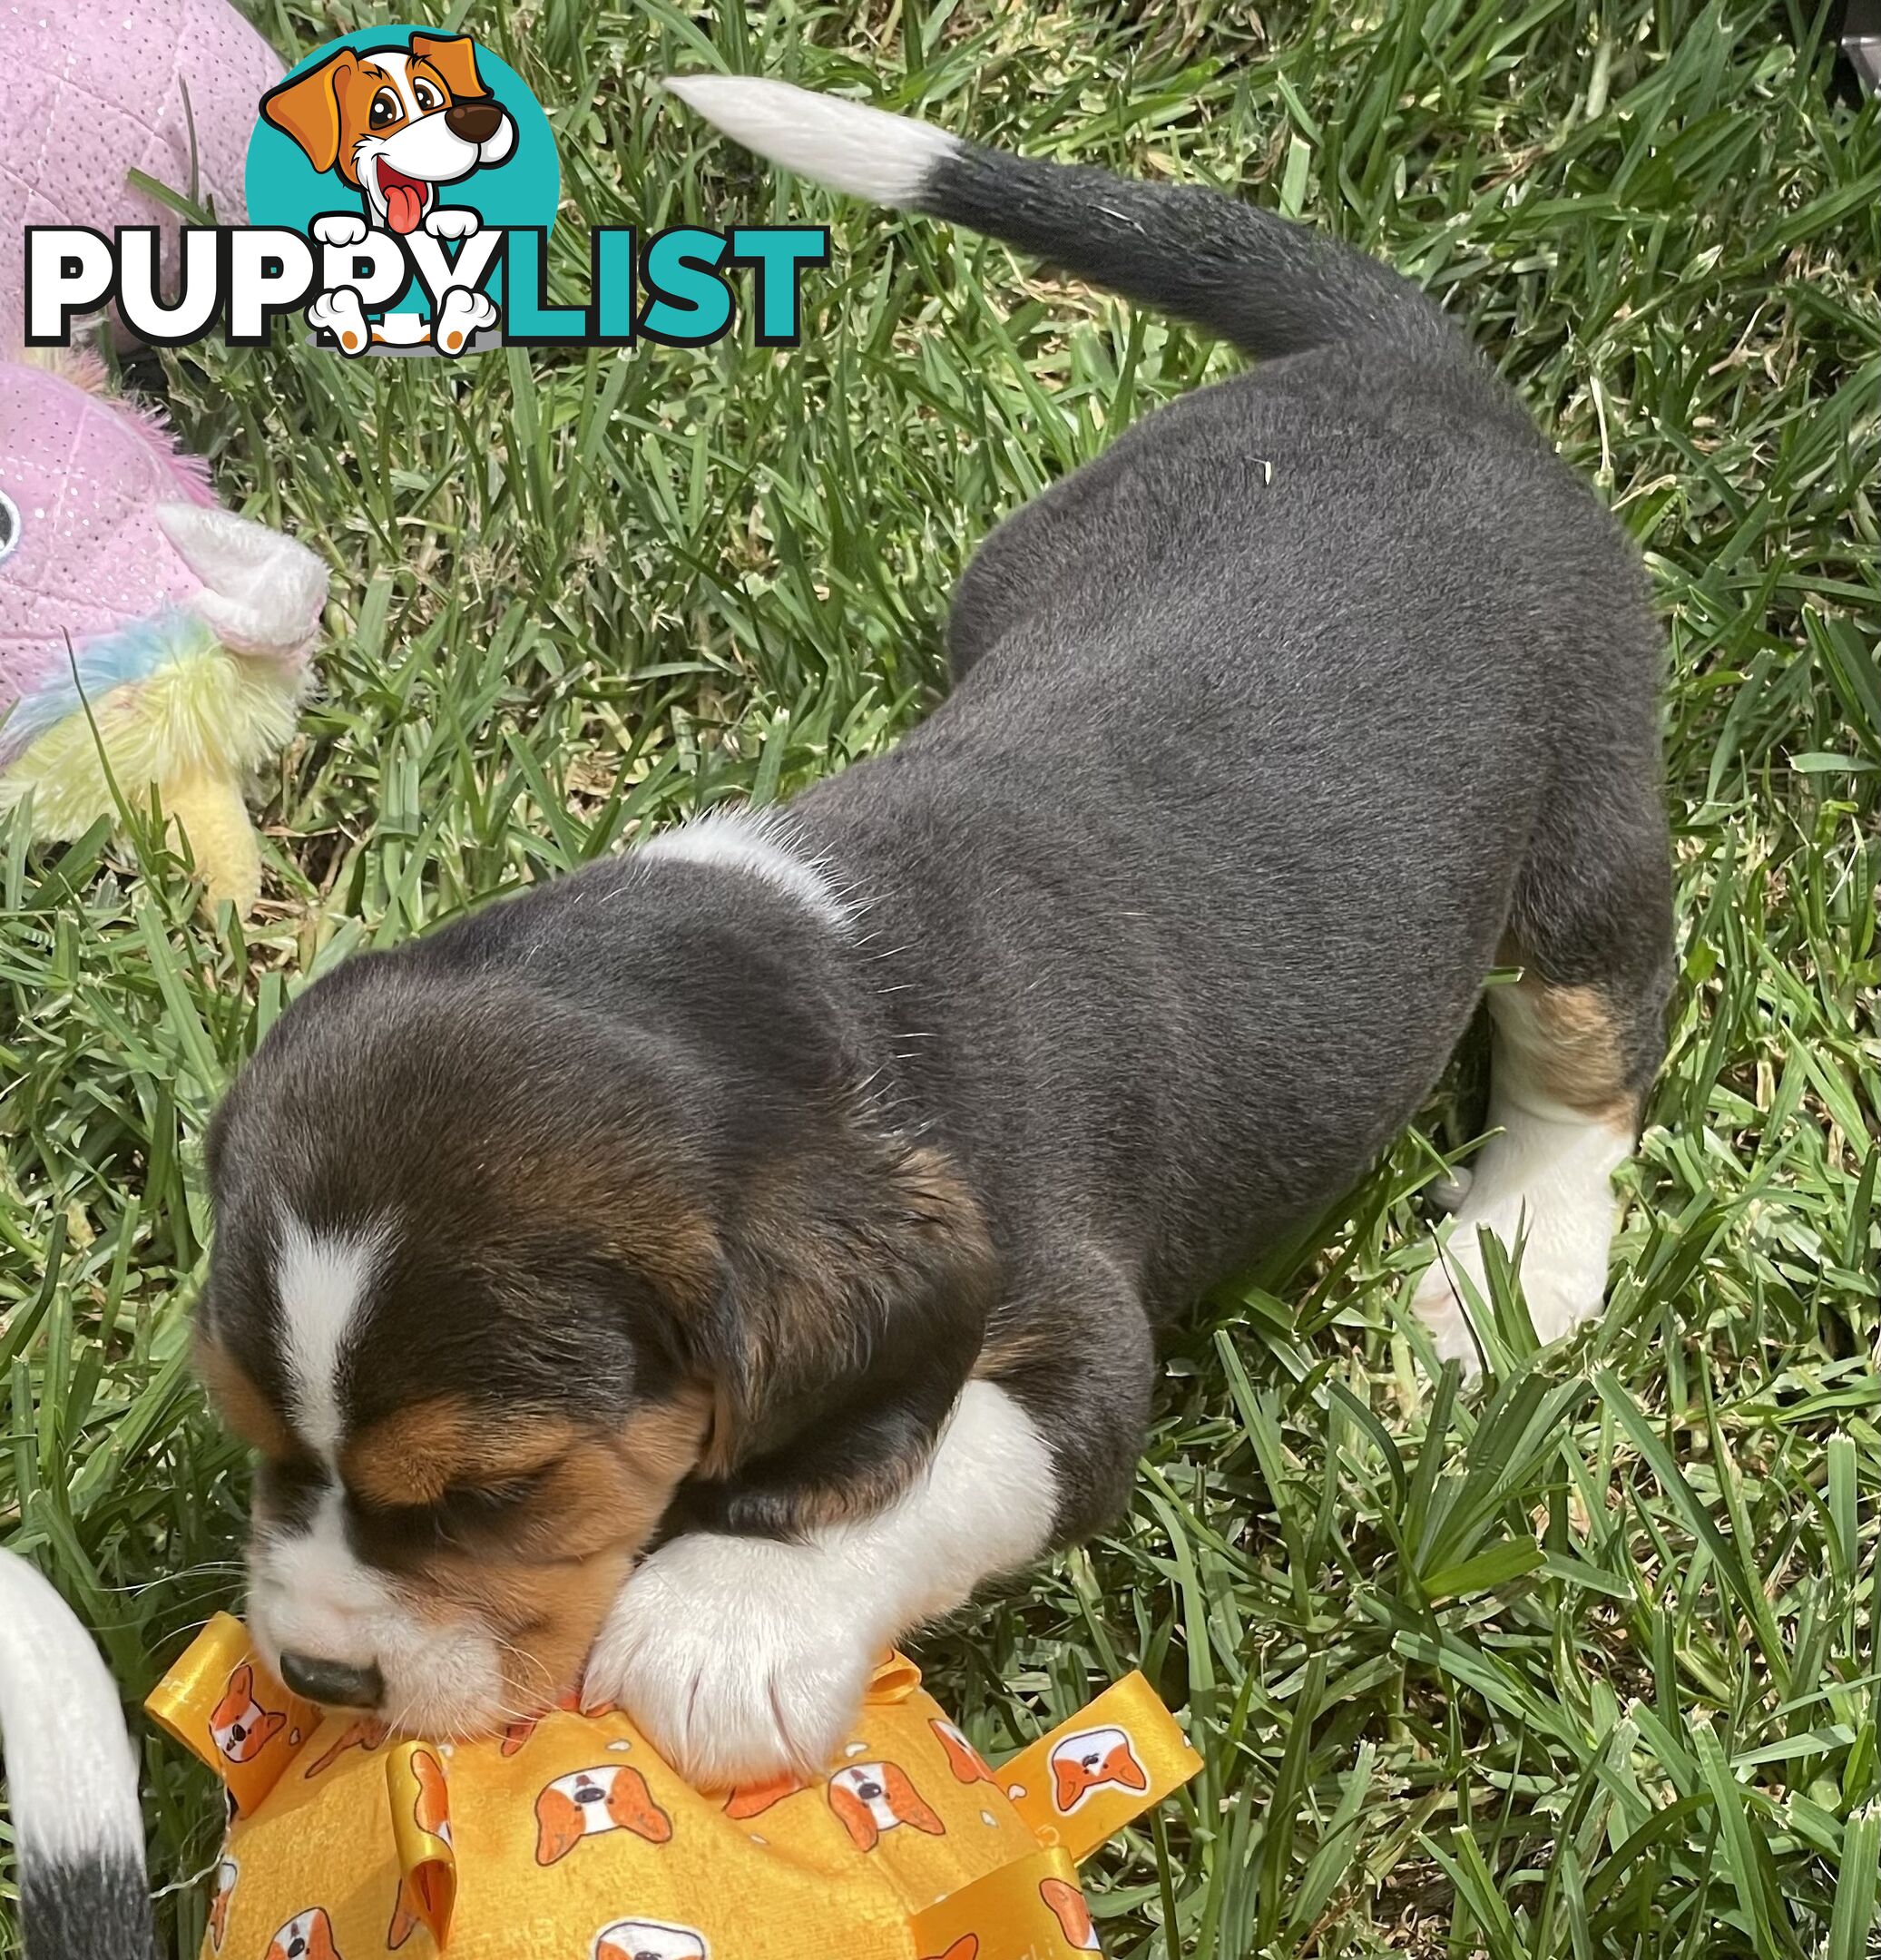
424, 206, 481, 240
584, 1534, 884, 1789
312, 212, 368, 248
306, 288, 371, 356
433, 288, 497, 356
1410, 1191, 1615, 1379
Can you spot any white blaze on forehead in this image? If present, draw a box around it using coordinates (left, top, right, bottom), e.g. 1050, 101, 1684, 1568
273, 1212, 391, 1460
367, 48, 419, 116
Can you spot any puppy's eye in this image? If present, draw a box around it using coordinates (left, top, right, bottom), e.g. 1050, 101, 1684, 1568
254, 1456, 325, 1527
368, 88, 402, 130
412, 78, 442, 113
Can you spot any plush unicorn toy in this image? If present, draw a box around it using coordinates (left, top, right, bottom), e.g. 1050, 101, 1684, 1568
0, 351, 326, 911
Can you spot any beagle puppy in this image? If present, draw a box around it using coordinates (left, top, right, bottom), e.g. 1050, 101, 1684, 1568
261, 33, 514, 236
197, 76, 1670, 1785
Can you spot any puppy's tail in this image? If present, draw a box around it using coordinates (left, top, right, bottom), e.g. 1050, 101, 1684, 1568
0, 1550, 156, 1960
662, 74, 1452, 362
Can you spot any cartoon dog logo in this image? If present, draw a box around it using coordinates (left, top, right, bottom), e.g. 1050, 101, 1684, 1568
1048, 1726, 1149, 1815
208, 1858, 238, 1952
592, 1922, 708, 1960
827, 1761, 946, 1853
261, 34, 514, 237
1041, 1877, 1102, 1951
211, 1662, 287, 1764
931, 1716, 997, 1787
263, 1907, 344, 1960
535, 1763, 672, 1866
260, 33, 510, 355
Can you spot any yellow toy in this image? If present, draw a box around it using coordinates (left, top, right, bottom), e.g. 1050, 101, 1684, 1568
148, 1616, 1200, 1960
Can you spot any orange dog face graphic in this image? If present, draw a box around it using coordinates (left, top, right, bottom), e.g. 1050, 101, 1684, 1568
304, 1717, 387, 1779
592, 1922, 708, 1960
723, 1772, 810, 1821
411, 1748, 450, 1840
211, 1663, 286, 1764
931, 1716, 997, 1787
828, 1761, 946, 1852
535, 1763, 672, 1866
208, 1858, 238, 1951
263, 1907, 343, 1960
1049, 1725, 1148, 1814
260, 34, 515, 236
1041, 1877, 1102, 1951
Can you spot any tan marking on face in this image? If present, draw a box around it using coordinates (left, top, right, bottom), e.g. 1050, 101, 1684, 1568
343, 1396, 576, 1509
344, 1388, 711, 1711
195, 1335, 297, 1459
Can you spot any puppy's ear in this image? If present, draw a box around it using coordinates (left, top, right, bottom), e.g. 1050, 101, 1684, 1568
260, 54, 356, 174
409, 33, 489, 100
683, 1138, 996, 1536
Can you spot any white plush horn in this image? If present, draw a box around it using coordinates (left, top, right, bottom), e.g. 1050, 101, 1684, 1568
156, 504, 328, 658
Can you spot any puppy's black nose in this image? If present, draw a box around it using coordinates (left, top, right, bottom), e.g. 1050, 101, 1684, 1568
446, 101, 505, 143
279, 1651, 383, 1708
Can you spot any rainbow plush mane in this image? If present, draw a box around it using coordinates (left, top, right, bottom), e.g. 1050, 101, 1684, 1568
0, 350, 326, 909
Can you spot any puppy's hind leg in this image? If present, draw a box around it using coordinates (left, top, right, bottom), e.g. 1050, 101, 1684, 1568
1413, 770, 1672, 1374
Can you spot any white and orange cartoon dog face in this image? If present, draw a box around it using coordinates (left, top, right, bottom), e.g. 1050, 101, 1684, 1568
1048, 1725, 1149, 1814
828, 1761, 946, 1852
260, 34, 515, 236
211, 1662, 286, 1764
592, 1922, 708, 1960
535, 1763, 672, 1866
263, 1907, 344, 1960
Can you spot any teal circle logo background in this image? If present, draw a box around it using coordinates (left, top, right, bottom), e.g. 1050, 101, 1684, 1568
244, 26, 559, 237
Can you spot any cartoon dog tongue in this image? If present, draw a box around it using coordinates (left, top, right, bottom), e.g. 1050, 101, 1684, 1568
378, 162, 427, 234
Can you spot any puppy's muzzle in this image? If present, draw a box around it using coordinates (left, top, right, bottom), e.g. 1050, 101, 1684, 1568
279, 1651, 384, 1709
446, 101, 505, 143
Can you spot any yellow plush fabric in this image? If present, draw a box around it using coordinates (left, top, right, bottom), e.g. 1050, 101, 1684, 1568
0, 645, 301, 911
147, 1616, 1200, 1960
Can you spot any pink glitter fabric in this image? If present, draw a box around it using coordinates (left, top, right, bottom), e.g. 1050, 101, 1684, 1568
0, 353, 214, 729
0, 0, 284, 348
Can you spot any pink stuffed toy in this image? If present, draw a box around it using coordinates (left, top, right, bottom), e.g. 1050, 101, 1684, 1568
0, 350, 325, 909
0, 0, 284, 346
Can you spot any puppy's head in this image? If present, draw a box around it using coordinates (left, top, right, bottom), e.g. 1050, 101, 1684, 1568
197, 940, 992, 1738
260, 33, 515, 233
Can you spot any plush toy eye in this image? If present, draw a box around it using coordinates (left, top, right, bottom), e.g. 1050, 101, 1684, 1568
368, 87, 402, 130
0, 487, 20, 566
412, 77, 443, 113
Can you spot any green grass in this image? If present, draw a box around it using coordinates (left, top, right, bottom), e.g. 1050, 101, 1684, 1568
3, 1, 1877, 1955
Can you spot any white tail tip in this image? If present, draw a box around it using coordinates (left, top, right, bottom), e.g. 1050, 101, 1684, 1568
661, 74, 958, 208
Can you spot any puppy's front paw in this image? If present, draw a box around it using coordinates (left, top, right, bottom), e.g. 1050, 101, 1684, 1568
424, 206, 481, 240
584, 1534, 883, 1789
434, 289, 498, 356
307, 289, 370, 356
312, 213, 368, 248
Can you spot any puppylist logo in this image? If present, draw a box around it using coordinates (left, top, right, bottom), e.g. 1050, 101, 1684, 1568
24, 26, 828, 358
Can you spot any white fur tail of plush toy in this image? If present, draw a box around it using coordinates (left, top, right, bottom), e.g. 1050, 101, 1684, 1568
0, 1550, 155, 1960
